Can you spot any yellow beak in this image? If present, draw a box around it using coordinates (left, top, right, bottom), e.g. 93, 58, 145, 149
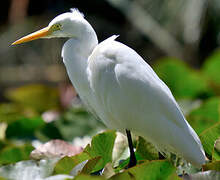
11, 26, 51, 45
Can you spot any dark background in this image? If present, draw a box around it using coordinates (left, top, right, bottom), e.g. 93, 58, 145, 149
1, 0, 220, 98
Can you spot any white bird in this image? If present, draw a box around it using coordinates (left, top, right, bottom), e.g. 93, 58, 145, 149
12, 9, 206, 168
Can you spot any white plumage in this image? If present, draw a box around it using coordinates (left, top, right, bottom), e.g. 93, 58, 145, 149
12, 9, 206, 167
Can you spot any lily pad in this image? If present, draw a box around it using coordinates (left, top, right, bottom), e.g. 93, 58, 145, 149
109, 160, 180, 180
199, 122, 220, 159
84, 130, 116, 172
0, 144, 34, 165
53, 152, 90, 175
187, 97, 220, 135
6, 116, 45, 139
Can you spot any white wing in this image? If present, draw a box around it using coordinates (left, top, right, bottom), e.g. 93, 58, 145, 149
88, 36, 205, 167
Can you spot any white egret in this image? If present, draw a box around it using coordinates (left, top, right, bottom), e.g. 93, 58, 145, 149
12, 9, 206, 168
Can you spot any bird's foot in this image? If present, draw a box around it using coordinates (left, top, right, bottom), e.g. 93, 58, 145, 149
127, 156, 137, 168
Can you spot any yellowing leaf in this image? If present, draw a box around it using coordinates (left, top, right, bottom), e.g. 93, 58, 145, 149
5, 84, 60, 112
203, 161, 220, 171
136, 136, 158, 160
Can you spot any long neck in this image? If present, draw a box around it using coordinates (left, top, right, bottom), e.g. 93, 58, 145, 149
61, 28, 98, 97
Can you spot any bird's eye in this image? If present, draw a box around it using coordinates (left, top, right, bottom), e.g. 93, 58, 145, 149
51, 24, 62, 31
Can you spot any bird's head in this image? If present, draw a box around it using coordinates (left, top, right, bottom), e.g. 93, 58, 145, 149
12, 9, 91, 45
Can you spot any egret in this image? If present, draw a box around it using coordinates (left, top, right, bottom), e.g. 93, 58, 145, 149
12, 9, 206, 168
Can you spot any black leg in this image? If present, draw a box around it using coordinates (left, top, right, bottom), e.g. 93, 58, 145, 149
126, 129, 137, 168
159, 152, 165, 160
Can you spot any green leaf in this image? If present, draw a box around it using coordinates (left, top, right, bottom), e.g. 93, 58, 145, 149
114, 152, 146, 173
74, 174, 105, 180
199, 122, 220, 159
5, 84, 60, 113
84, 130, 116, 172
0, 144, 34, 165
153, 58, 212, 99
203, 161, 220, 171
212, 137, 220, 160
52, 131, 116, 175
6, 117, 45, 139
80, 156, 102, 174
109, 160, 180, 180
136, 136, 159, 160
36, 122, 63, 141
54, 109, 104, 141
202, 50, 220, 88
53, 152, 90, 174
187, 97, 220, 134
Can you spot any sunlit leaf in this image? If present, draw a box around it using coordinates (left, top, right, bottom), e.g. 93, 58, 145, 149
53, 152, 90, 174
109, 160, 180, 180
153, 58, 212, 99
187, 97, 220, 134
0, 123, 7, 140
80, 156, 102, 174
44, 174, 73, 180
199, 122, 220, 159
112, 132, 129, 167
212, 138, 220, 160
84, 130, 116, 172
102, 163, 115, 179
